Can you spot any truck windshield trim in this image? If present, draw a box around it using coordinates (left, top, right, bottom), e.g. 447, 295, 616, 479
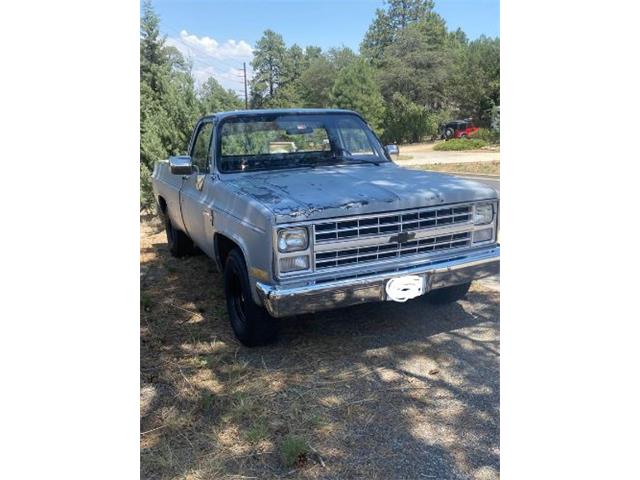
215, 112, 389, 173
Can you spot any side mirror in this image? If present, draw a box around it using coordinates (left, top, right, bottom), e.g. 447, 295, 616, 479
169, 155, 193, 175
385, 144, 399, 159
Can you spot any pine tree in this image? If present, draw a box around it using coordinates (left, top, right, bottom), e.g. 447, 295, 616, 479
331, 59, 385, 134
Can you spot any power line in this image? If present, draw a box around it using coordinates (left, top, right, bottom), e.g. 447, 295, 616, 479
161, 23, 250, 72
243, 62, 248, 109
158, 22, 253, 99
169, 36, 247, 86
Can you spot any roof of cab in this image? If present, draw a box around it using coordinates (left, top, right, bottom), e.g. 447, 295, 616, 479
202, 108, 359, 122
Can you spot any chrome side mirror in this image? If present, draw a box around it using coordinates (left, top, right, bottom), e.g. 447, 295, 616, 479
169, 155, 193, 175
385, 144, 399, 159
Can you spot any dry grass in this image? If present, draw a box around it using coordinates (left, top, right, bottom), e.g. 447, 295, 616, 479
411, 161, 500, 176
140, 214, 500, 479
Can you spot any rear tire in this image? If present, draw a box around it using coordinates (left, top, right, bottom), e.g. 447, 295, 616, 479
164, 215, 193, 257
425, 282, 471, 305
224, 249, 277, 347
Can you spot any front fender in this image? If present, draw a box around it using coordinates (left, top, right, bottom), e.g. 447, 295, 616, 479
211, 191, 274, 305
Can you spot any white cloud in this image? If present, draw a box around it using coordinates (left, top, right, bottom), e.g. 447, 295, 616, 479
178, 30, 253, 60
165, 30, 254, 93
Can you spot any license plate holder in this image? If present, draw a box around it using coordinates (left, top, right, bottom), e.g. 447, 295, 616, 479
385, 275, 426, 302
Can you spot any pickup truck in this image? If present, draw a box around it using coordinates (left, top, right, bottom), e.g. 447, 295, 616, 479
152, 109, 499, 346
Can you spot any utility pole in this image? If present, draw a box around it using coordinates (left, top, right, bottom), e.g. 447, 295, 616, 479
243, 62, 248, 109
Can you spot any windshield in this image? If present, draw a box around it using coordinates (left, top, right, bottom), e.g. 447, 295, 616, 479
217, 112, 388, 173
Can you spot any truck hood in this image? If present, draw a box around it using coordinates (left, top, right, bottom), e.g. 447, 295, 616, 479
227, 162, 498, 223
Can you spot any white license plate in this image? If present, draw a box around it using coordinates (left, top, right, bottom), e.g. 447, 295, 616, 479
385, 275, 425, 302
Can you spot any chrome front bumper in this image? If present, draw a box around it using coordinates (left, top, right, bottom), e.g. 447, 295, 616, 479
256, 246, 500, 318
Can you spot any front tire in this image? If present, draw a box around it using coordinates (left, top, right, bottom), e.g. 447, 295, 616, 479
444, 128, 454, 140
425, 282, 471, 305
224, 249, 277, 347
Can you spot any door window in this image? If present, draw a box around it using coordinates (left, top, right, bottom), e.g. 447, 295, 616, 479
191, 122, 213, 173
334, 118, 379, 157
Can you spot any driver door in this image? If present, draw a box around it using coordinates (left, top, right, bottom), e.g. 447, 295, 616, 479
180, 120, 215, 255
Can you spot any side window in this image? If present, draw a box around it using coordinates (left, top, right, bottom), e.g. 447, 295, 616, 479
191, 122, 213, 173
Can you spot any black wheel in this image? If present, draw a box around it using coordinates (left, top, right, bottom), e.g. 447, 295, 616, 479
425, 282, 471, 305
164, 214, 193, 257
444, 128, 454, 140
224, 249, 277, 347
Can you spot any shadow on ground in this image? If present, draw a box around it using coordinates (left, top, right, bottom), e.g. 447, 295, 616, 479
140, 216, 500, 480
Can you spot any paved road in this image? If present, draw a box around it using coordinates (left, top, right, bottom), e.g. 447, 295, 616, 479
402, 150, 499, 165
453, 173, 500, 194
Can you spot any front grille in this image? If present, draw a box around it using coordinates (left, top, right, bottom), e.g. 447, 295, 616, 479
314, 205, 472, 243
315, 231, 472, 270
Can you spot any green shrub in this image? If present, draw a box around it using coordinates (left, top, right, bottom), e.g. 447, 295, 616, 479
434, 139, 488, 151
475, 128, 500, 144
382, 93, 439, 144
140, 163, 155, 212
280, 435, 309, 467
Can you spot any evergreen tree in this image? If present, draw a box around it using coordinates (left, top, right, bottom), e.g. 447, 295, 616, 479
199, 77, 243, 114
361, 0, 435, 63
331, 59, 385, 134
377, 21, 450, 110
140, 1, 200, 210
250, 30, 287, 106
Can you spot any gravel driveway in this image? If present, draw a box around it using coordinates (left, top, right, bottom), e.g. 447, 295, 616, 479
141, 217, 500, 480
399, 150, 500, 166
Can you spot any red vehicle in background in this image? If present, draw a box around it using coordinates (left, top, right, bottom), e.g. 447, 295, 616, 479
439, 119, 479, 140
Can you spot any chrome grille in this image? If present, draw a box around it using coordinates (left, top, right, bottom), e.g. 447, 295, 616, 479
315, 232, 472, 270
314, 205, 472, 243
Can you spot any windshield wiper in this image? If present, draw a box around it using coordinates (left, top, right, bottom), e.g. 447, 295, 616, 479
331, 154, 382, 166
330, 147, 383, 166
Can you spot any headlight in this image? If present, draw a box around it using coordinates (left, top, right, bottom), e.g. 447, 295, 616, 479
277, 227, 309, 253
474, 203, 494, 225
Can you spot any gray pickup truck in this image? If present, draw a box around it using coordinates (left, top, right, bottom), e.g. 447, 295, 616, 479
152, 109, 499, 346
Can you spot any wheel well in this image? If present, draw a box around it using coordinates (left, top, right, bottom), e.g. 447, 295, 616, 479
214, 234, 240, 268
157, 196, 168, 214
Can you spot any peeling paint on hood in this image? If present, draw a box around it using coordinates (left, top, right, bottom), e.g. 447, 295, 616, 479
227, 163, 498, 223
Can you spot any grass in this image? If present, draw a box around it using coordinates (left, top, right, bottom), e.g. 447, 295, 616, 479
140, 291, 152, 311
412, 161, 499, 176
280, 435, 310, 467
433, 138, 488, 151
199, 391, 217, 413
245, 421, 269, 444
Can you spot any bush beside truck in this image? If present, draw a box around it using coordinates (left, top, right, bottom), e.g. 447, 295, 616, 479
434, 138, 488, 151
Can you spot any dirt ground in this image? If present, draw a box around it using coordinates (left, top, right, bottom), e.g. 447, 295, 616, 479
140, 216, 500, 480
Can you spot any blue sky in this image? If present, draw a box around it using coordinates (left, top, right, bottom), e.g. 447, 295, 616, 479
147, 0, 499, 94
